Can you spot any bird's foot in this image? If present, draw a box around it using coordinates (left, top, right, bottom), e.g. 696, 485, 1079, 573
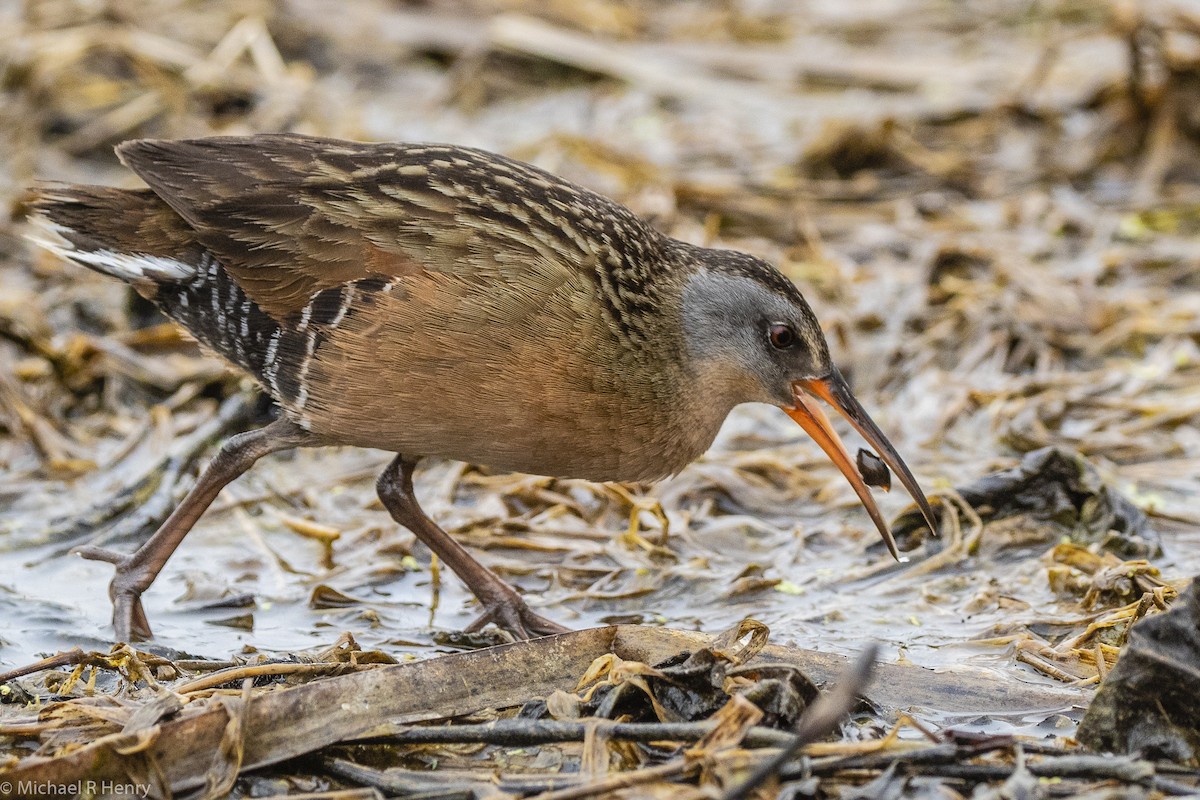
462, 583, 570, 639
74, 545, 155, 642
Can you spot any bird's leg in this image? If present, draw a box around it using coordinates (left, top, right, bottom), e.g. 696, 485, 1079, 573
376, 455, 569, 639
76, 418, 312, 642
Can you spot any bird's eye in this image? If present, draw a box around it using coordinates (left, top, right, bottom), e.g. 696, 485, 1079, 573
768, 323, 796, 350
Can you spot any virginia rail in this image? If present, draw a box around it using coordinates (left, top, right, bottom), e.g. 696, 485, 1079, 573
31, 134, 938, 641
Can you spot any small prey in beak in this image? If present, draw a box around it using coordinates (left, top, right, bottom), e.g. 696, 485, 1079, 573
857, 449, 891, 490
783, 367, 939, 559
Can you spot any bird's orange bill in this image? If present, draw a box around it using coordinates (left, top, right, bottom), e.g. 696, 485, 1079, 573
785, 368, 940, 560
784, 394, 900, 559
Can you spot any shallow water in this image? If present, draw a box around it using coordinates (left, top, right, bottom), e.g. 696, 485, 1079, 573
5, 397, 1193, 738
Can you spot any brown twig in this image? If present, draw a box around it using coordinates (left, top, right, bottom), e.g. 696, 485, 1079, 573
360, 718, 796, 748
0, 647, 87, 684
174, 661, 365, 694
525, 759, 699, 800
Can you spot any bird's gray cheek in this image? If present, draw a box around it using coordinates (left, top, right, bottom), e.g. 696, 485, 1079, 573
720, 348, 784, 407
771, 379, 795, 408
758, 362, 796, 407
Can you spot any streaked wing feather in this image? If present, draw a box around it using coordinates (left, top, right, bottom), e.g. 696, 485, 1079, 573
115, 134, 598, 319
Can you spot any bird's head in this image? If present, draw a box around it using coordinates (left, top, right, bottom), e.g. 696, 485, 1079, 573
678, 247, 939, 556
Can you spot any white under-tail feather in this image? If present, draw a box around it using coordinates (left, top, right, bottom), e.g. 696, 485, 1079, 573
25, 214, 197, 285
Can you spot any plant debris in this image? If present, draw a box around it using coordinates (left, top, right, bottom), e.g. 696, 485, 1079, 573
893, 447, 1155, 555
0, 624, 1135, 799
1078, 577, 1200, 765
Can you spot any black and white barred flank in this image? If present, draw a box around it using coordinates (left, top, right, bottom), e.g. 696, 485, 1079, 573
29, 209, 401, 421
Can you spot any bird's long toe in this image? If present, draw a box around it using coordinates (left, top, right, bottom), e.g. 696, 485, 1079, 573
463, 590, 570, 640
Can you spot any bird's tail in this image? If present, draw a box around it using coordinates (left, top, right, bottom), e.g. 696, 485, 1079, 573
28, 183, 288, 389
27, 185, 202, 292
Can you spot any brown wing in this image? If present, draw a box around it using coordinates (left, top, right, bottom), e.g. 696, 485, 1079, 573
114, 134, 636, 320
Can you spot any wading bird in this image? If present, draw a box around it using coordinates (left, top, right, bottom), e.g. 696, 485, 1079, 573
31, 134, 938, 641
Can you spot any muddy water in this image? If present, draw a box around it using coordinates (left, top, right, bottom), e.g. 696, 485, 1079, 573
5, 396, 1195, 735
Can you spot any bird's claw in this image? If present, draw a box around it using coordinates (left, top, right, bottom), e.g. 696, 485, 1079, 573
74, 545, 155, 642
463, 584, 569, 640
